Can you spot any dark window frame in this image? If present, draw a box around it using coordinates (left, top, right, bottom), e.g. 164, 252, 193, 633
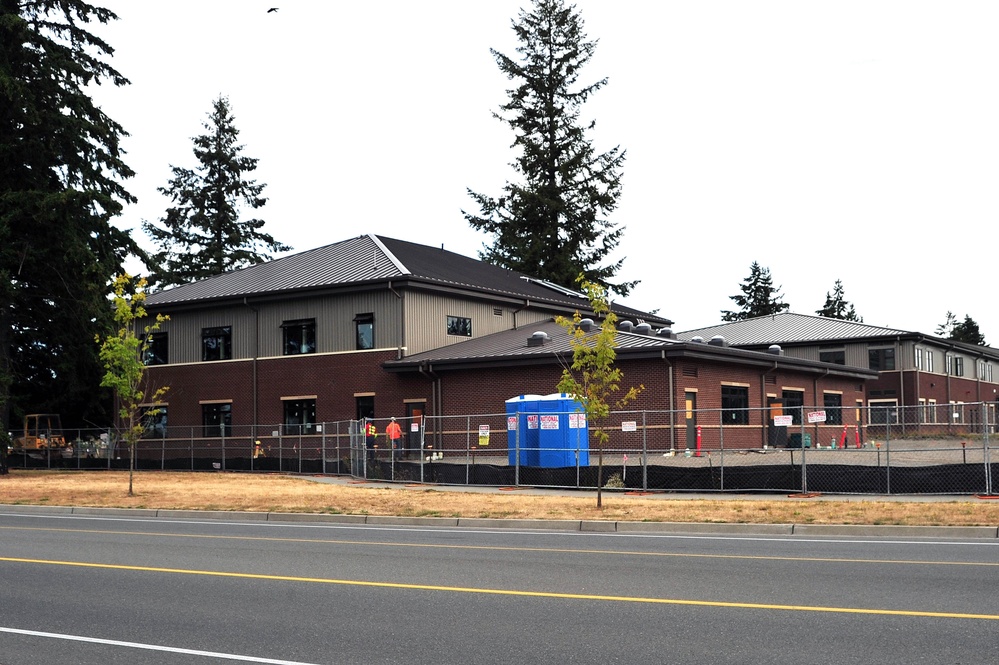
143, 332, 169, 366
140, 405, 168, 439
282, 319, 316, 355
354, 313, 374, 350
447, 315, 472, 337
782, 390, 805, 425
720, 385, 749, 425
202, 326, 232, 362
202, 403, 232, 437
819, 348, 845, 365
823, 393, 843, 425
868, 347, 895, 371
283, 398, 317, 435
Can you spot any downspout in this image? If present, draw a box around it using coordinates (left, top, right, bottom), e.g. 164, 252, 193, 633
388, 282, 404, 360
243, 298, 259, 434
512, 300, 530, 330
418, 361, 440, 450
662, 350, 675, 452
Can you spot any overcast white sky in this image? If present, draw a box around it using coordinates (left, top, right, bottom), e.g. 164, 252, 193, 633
88, 1, 999, 341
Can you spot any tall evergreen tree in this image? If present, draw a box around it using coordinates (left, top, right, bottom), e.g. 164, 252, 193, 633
721, 262, 790, 321
1, 0, 138, 431
816, 279, 862, 321
464, 0, 634, 296
143, 96, 289, 287
941, 313, 987, 346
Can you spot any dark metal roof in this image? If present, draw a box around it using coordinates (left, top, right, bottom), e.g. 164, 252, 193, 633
385, 318, 877, 381
145, 234, 670, 324
678, 312, 911, 346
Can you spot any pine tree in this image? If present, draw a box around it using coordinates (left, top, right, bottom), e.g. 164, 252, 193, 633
949, 315, 987, 346
464, 0, 634, 296
816, 279, 862, 321
936, 311, 958, 338
1, 0, 139, 431
143, 96, 290, 287
721, 262, 790, 321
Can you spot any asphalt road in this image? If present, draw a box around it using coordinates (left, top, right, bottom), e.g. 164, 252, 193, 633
1, 510, 998, 664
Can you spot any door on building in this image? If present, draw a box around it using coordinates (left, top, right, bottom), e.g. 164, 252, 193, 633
767, 398, 787, 447
406, 403, 424, 459
685, 391, 697, 450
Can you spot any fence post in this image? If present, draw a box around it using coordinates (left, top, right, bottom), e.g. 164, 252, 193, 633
641, 410, 648, 492
190, 427, 194, 471
800, 409, 807, 494
221, 426, 226, 471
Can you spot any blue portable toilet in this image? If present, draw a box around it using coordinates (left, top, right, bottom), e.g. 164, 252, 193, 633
505, 395, 542, 465
536, 393, 589, 467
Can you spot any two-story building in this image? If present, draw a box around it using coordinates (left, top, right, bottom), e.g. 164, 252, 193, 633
142, 235, 876, 451
679, 312, 999, 435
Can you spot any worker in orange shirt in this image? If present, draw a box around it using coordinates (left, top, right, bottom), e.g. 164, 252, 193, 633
386, 416, 403, 460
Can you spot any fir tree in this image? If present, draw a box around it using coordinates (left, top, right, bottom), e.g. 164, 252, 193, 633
816, 279, 862, 321
936, 311, 958, 338
1, 0, 139, 431
464, 0, 633, 296
947, 314, 987, 346
721, 262, 790, 321
143, 96, 290, 287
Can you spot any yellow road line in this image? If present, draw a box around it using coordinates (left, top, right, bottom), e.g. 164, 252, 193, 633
2, 556, 998, 620
1, 525, 997, 568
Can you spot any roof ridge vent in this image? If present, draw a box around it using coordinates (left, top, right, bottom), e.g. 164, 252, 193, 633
576, 318, 594, 332
708, 335, 727, 347
634, 322, 652, 335
657, 327, 676, 339
767, 344, 783, 355
618, 320, 634, 333
691, 336, 704, 343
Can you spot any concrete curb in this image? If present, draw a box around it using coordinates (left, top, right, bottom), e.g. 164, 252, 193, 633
2, 503, 997, 538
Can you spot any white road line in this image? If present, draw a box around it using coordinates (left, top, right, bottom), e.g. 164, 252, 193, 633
0, 627, 321, 664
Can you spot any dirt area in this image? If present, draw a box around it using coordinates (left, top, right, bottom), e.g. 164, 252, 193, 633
2, 470, 999, 526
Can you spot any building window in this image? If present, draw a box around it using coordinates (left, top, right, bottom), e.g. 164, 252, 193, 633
868, 347, 895, 371
926, 350, 934, 372
868, 399, 898, 425
140, 405, 168, 439
356, 395, 374, 421
782, 390, 805, 425
202, 326, 232, 361
282, 319, 315, 355
914, 348, 925, 371
202, 403, 232, 437
819, 348, 845, 365
447, 315, 472, 337
979, 361, 992, 382
143, 332, 169, 366
355, 313, 374, 350
283, 398, 317, 435
947, 356, 964, 377
823, 393, 843, 425
721, 386, 749, 425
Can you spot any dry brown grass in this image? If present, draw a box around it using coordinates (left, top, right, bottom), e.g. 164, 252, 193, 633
3, 470, 999, 526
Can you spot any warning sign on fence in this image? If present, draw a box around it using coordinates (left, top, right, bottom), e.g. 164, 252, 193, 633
807, 410, 827, 423
773, 415, 793, 427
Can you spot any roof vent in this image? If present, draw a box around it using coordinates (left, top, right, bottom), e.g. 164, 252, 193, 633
576, 318, 594, 332
691, 336, 704, 343
618, 320, 634, 333
708, 335, 727, 347
634, 322, 652, 335
767, 344, 783, 356
657, 327, 677, 339
527, 331, 549, 347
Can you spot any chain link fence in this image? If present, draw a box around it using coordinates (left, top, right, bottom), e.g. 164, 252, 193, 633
5, 404, 995, 495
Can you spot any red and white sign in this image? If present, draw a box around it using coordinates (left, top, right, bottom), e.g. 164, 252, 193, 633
540, 414, 560, 430
773, 415, 793, 427
807, 410, 827, 423
527, 415, 539, 430
507, 416, 517, 431
621, 421, 637, 432
569, 413, 586, 429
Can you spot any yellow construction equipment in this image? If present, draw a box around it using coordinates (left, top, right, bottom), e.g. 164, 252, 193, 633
14, 414, 68, 451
